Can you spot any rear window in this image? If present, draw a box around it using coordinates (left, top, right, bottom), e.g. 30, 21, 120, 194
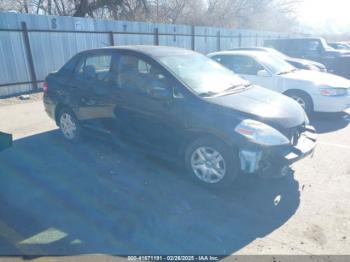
58, 54, 81, 75
74, 53, 113, 82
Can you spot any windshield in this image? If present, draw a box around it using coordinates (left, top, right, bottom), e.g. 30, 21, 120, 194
158, 53, 248, 96
256, 53, 296, 75
331, 43, 350, 50
319, 38, 336, 51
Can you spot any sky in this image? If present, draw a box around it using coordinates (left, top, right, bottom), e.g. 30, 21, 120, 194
297, 0, 350, 34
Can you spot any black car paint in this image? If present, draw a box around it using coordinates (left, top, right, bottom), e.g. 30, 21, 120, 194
0, 131, 12, 152
44, 46, 316, 174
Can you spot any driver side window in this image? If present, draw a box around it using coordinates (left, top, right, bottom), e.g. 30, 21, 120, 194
307, 40, 321, 52
213, 55, 264, 76
229, 55, 264, 76
116, 54, 169, 93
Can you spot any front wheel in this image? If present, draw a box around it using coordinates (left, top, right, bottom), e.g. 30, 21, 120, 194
58, 108, 81, 142
185, 137, 239, 188
286, 91, 313, 115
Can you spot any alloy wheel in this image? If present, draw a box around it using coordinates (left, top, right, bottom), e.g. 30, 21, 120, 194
190, 146, 226, 184
60, 113, 77, 140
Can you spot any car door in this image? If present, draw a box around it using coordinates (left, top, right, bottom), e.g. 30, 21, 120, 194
69, 51, 117, 129
213, 55, 277, 91
109, 51, 187, 154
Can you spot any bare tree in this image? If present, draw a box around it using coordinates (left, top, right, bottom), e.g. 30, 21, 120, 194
71, 0, 148, 17
0, 0, 301, 32
0, 0, 30, 13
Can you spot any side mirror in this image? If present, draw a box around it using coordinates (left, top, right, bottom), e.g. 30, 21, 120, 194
257, 69, 271, 77
150, 86, 172, 100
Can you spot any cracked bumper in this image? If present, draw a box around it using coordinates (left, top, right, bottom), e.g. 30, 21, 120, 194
239, 125, 317, 175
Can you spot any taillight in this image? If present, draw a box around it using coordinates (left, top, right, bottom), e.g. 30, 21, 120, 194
43, 80, 48, 92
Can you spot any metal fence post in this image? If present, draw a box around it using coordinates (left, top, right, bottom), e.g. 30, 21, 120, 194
154, 28, 159, 46
191, 25, 195, 50
217, 30, 221, 51
109, 31, 114, 46
255, 33, 258, 46
173, 27, 176, 42
21, 21, 37, 90
238, 33, 242, 48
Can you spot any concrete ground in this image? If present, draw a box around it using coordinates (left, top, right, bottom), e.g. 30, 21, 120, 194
0, 95, 350, 260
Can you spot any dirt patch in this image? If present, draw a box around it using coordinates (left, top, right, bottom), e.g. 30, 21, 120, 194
303, 224, 327, 246
0, 92, 43, 106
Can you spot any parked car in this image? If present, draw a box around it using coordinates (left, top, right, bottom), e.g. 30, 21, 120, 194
264, 37, 350, 79
208, 50, 350, 114
44, 46, 316, 187
328, 42, 350, 50
229, 47, 327, 72
0, 131, 12, 152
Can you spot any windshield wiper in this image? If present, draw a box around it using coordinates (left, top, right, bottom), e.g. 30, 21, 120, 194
198, 91, 218, 97
224, 83, 251, 92
199, 83, 251, 97
277, 68, 297, 75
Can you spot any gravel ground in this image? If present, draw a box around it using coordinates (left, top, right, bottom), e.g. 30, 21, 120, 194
0, 93, 43, 106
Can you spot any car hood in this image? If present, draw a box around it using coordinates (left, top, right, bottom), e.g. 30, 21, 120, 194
282, 70, 350, 87
324, 49, 350, 57
209, 86, 306, 129
288, 57, 325, 68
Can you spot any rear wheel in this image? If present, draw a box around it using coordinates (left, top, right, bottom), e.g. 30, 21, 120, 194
58, 108, 81, 142
185, 137, 239, 188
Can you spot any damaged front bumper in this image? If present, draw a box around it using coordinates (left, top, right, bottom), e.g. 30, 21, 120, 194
238, 125, 317, 176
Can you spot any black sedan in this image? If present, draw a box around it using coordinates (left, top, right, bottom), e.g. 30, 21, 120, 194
43, 46, 316, 187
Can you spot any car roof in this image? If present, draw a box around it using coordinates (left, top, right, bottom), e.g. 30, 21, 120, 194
228, 47, 269, 52
265, 37, 323, 41
79, 45, 196, 58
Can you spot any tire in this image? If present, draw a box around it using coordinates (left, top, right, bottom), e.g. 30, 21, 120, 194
58, 108, 81, 142
286, 90, 313, 115
185, 136, 239, 188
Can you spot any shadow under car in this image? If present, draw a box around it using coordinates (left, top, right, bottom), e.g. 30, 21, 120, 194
0, 130, 300, 256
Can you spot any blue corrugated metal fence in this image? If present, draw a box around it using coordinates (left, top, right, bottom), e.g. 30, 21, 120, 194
0, 12, 292, 97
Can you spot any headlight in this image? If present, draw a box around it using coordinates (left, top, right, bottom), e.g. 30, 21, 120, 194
319, 87, 348, 96
235, 119, 289, 146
